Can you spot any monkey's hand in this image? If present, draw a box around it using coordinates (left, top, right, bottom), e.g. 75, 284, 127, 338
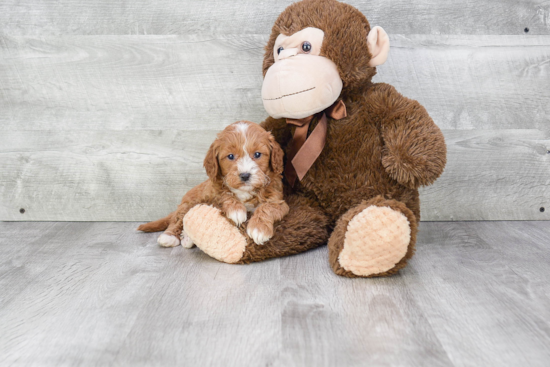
381, 98, 447, 189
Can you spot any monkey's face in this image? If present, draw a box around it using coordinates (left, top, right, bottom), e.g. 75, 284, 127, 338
261, 0, 391, 119
261, 27, 343, 119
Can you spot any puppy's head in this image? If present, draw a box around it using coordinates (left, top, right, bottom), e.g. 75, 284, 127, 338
204, 121, 284, 192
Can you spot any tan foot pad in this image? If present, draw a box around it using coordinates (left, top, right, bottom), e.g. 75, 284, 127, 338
339, 206, 411, 276
183, 204, 246, 264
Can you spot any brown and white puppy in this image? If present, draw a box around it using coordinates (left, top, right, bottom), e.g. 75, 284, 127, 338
137, 120, 289, 247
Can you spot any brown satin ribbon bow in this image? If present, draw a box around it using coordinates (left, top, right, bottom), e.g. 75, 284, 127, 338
284, 99, 347, 187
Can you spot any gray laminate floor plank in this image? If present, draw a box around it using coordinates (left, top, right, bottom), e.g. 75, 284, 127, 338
0, 223, 156, 366
280, 248, 453, 367
403, 222, 550, 367
112, 242, 283, 367
0, 222, 84, 309
0, 221, 549, 367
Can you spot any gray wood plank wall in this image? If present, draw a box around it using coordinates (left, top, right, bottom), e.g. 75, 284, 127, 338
1, 1, 549, 221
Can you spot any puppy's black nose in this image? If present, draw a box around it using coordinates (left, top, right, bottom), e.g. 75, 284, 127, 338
239, 173, 251, 182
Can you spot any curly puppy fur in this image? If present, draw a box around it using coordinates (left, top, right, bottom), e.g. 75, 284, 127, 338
138, 121, 289, 246
204, 0, 446, 277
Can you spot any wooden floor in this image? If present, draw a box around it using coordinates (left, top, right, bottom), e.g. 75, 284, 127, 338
1, 221, 549, 366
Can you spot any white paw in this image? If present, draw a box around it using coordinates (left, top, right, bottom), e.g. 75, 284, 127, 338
180, 231, 195, 249
247, 227, 272, 245
157, 233, 180, 248
227, 209, 247, 226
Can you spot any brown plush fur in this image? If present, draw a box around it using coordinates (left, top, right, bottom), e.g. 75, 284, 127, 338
138, 121, 289, 245
220, 0, 446, 277
237, 195, 329, 264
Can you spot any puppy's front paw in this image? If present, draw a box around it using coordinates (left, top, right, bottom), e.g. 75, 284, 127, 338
227, 209, 247, 226
158, 233, 180, 248
180, 230, 195, 249
246, 219, 273, 245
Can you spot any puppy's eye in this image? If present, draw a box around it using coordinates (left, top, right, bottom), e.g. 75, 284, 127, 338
253, 152, 261, 159
227, 154, 235, 160
301, 41, 311, 53
277, 47, 283, 55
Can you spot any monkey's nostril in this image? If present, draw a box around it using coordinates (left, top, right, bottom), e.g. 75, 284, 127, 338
239, 173, 251, 182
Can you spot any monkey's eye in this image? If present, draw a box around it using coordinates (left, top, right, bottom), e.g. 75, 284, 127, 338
227, 154, 235, 160
253, 152, 262, 159
277, 47, 284, 55
301, 41, 312, 53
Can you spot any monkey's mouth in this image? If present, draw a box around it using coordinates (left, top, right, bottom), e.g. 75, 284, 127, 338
262, 87, 316, 101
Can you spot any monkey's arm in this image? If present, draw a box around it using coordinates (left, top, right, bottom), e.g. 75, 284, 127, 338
378, 87, 447, 189
260, 116, 293, 150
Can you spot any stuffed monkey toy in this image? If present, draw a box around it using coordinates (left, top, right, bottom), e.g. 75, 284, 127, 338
182, 0, 446, 277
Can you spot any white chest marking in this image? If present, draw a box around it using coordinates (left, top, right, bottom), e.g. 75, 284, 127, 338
230, 187, 254, 202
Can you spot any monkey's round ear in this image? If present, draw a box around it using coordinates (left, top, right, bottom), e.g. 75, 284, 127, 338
367, 26, 390, 67
203, 140, 220, 181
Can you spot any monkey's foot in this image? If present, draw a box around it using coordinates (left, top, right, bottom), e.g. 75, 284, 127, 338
183, 205, 246, 263
338, 206, 411, 276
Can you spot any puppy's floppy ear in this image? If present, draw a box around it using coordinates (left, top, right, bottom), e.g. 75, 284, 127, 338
203, 139, 220, 181
268, 133, 284, 175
